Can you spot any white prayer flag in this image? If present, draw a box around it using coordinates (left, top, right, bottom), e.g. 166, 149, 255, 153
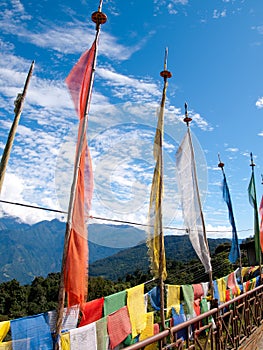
175, 129, 212, 273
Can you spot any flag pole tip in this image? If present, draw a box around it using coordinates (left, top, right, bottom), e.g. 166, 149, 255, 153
92, 10, 107, 25
160, 70, 172, 78
183, 102, 192, 125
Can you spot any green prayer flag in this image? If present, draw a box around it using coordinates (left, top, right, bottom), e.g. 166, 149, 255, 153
248, 170, 260, 262
104, 290, 127, 316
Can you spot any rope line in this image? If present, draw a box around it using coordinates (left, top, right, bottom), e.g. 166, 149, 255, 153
0, 199, 253, 233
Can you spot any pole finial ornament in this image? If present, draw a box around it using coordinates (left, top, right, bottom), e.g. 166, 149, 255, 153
160, 47, 172, 79
218, 153, 224, 169
250, 152, 255, 168
183, 102, 192, 125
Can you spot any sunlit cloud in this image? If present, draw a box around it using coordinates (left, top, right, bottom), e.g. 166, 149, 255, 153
256, 97, 263, 108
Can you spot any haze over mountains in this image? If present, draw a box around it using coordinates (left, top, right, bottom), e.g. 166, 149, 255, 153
0, 217, 231, 284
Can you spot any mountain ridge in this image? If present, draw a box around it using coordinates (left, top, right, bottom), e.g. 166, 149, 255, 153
0, 216, 231, 284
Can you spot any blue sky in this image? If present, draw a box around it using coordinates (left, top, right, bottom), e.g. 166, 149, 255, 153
0, 0, 262, 241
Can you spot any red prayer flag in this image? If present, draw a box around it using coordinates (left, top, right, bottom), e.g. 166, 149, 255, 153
107, 306, 132, 349
64, 42, 95, 307
260, 195, 263, 252
79, 297, 104, 327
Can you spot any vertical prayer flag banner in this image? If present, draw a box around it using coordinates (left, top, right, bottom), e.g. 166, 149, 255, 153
64, 41, 95, 307
147, 105, 167, 280
260, 195, 263, 253
175, 129, 212, 273
222, 173, 240, 263
248, 170, 260, 262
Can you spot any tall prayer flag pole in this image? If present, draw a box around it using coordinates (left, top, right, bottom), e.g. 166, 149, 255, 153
176, 103, 213, 293
0, 61, 35, 193
260, 175, 263, 255
54, 1, 106, 347
147, 48, 171, 330
248, 153, 261, 266
218, 155, 242, 283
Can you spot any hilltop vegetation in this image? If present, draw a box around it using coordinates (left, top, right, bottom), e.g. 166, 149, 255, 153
0, 249, 236, 321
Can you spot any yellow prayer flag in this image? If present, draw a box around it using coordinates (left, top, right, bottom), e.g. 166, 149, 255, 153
61, 332, 70, 350
166, 285, 180, 317
127, 284, 147, 338
0, 321, 10, 343
0, 341, 12, 350
217, 278, 226, 303
146, 105, 167, 281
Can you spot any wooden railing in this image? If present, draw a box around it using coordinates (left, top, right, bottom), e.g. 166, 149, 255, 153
125, 284, 263, 350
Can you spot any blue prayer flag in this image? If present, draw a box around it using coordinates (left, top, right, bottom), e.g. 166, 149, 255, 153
11, 313, 53, 350
222, 173, 240, 263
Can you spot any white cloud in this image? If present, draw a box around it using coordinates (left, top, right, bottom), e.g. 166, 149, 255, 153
256, 97, 263, 108
213, 9, 227, 19
226, 147, 239, 152
0, 3, 141, 62
0, 173, 59, 224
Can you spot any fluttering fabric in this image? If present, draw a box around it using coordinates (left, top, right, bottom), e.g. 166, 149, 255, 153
146, 102, 167, 280
10, 313, 53, 350
193, 284, 204, 300
148, 286, 160, 311
213, 280, 219, 302
79, 297, 104, 327
241, 266, 250, 278
181, 284, 194, 315
201, 282, 209, 297
227, 271, 240, 296
222, 172, 240, 263
64, 41, 95, 307
104, 290, 126, 316
175, 128, 212, 273
248, 169, 260, 262
69, 322, 97, 349
0, 321, 10, 342
107, 306, 131, 350
127, 284, 147, 338
61, 332, 70, 350
217, 277, 226, 304
166, 284, 180, 317
139, 312, 154, 343
171, 305, 187, 340
46, 305, 79, 333
96, 317, 109, 350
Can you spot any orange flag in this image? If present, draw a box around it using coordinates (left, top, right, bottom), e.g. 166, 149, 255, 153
64, 41, 95, 307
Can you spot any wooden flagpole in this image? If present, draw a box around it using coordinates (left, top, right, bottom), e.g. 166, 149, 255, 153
218, 154, 243, 286
249, 153, 262, 282
0, 60, 35, 193
159, 48, 172, 330
54, 2, 106, 348
183, 103, 214, 297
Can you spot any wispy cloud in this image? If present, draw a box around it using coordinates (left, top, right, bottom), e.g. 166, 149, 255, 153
0, 2, 141, 61
213, 9, 227, 19
256, 97, 263, 108
226, 147, 239, 152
